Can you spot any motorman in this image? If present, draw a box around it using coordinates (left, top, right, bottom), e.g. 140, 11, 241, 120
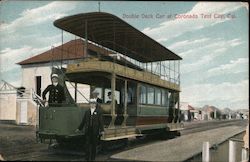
42, 74, 65, 106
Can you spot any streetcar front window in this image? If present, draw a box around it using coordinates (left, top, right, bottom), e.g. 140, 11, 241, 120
127, 81, 137, 105
104, 88, 120, 104
65, 81, 90, 103
161, 89, 169, 107
91, 87, 103, 101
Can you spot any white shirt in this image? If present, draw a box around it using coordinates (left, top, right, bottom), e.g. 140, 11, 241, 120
90, 108, 96, 115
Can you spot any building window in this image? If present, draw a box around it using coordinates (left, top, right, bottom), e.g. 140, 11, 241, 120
139, 85, 147, 104
147, 86, 155, 104
36, 76, 41, 96
155, 88, 161, 105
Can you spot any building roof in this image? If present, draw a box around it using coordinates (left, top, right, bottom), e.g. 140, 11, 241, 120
54, 12, 182, 63
180, 102, 196, 111
17, 39, 112, 65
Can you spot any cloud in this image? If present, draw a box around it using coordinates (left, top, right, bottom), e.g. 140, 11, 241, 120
168, 38, 210, 50
181, 79, 249, 109
207, 58, 248, 77
0, 67, 22, 87
0, 1, 77, 33
0, 36, 63, 87
142, 2, 244, 41
0, 44, 57, 87
0, 45, 51, 73
179, 38, 243, 73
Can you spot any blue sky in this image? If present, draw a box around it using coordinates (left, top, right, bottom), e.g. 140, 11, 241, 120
0, 1, 248, 110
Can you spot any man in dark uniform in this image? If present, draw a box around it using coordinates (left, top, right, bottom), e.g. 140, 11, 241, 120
75, 98, 104, 161
42, 74, 65, 106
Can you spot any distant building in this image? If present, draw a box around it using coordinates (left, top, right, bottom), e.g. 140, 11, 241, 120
0, 39, 112, 125
180, 102, 201, 121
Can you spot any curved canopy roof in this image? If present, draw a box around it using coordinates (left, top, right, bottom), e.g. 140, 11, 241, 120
54, 12, 182, 63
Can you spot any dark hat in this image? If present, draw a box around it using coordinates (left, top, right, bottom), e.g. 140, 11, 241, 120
108, 91, 112, 96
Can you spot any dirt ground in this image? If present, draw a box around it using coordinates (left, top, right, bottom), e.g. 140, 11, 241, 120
0, 120, 247, 161
0, 123, 46, 160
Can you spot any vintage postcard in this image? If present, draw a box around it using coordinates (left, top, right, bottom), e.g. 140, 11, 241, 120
0, 1, 248, 161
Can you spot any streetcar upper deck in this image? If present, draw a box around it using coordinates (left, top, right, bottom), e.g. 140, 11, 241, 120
54, 12, 182, 89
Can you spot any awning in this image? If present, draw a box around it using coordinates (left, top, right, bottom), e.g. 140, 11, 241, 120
54, 12, 182, 63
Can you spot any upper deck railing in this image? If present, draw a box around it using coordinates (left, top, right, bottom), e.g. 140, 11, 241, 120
48, 40, 181, 87
66, 59, 180, 91
110, 53, 180, 86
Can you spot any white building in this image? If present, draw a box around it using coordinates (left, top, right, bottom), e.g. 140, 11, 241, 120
0, 39, 111, 125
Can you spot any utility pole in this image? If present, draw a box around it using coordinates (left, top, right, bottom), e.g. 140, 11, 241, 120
98, 1, 101, 12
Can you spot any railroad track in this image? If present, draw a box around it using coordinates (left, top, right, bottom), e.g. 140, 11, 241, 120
180, 119, 247, 135
1, 119, 247, 161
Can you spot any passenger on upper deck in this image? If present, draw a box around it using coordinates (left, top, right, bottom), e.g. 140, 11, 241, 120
42, 74, 65, 106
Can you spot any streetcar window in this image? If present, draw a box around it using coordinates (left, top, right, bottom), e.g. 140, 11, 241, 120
139, 85, 147, 104
127, 81, 137, 105
161, 89, 168, 106
155, 88, 161, 105
147, 86, 155, 104
104, 88, 120, 104
76, 83, 90, 103
91, 87, 103, 101
65, 81, 90, 103
169, 91, 177, 108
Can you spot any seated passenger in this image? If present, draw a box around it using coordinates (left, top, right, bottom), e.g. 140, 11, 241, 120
42, 74, 65, 106
106, 91, 117, 104
106, 92, 124, 125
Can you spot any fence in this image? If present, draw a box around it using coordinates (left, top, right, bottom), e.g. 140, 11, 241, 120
202, 138, 249, 162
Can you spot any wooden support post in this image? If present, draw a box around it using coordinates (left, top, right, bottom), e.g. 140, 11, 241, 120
160, 61, 162, 77
177, 93, 180, 123
178, 60, 180, 85
169, 61, 170, 82
61, 30, 63, 67
202, 141, 210, 162
174, 61, 175, 83
172, 92, 175, 123
74, 82, 77, 102
229, 140, 236, 162
111, 73, 116, 115
109, 73, 117, 128
122, 80, 128, 127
